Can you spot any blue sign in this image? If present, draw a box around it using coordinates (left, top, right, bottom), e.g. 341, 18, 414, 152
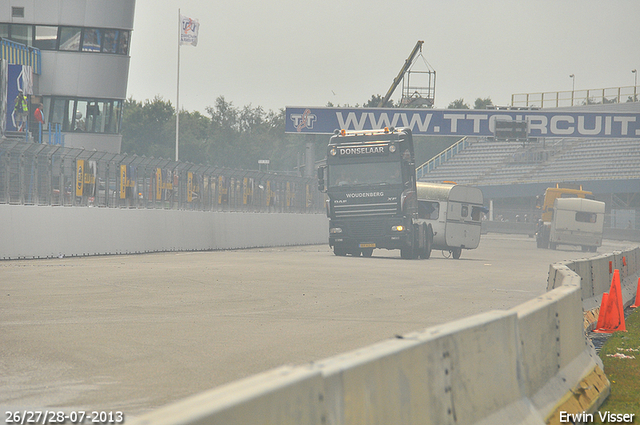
285, 107, 640, 139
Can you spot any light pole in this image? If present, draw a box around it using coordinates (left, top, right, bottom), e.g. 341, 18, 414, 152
633, 69, 637, 102
569, 74, 575, 106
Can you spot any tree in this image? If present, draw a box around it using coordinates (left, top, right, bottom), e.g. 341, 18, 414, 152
121, 96, 177, 158
364, 94, 394, 108
474, 97, 493, 109
121, 95, 327, 173
447, 98, 469, 109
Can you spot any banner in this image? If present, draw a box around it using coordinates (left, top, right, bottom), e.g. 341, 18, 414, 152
84, 161, 97, 197
5, 64, 33, 132
285, 107, 640, 139
180, 15, 199, 46
119, 165, 136, 199
76, 160, 84, 197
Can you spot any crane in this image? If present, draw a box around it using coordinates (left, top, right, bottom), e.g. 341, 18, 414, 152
377, 41, 424, 108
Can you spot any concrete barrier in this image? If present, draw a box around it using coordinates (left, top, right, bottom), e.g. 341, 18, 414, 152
519, 270, 609, 421
0, 204, 328, 259
130, 366, 325, 425
316, 310, 537, 425
548, 247, 640, 316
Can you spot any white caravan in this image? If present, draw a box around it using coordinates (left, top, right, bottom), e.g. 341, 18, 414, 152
416, 182, 484, 259
549, 197, 605, 252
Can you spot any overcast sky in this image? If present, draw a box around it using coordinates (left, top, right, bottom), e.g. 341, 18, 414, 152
127, 0, 640, 114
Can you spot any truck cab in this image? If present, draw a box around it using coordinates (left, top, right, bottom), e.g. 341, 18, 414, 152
317, 127, 432, 259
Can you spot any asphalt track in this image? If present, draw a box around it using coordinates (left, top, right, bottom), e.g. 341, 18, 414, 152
1, 234, 636, 417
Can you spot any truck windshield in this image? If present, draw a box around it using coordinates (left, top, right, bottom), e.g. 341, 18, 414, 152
329, 162, 402, 187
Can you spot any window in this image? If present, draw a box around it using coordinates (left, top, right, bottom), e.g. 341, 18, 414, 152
49, 97, 122, 134
418, 201, 439, 220
461, 205, 469, 218
471, 206, 484, 221
59, 27, 82, 51
0, 24, 130, 55
9, 24, 31, 46
329, 162, 401, 187
50, 98, 70, 130
576, 211, 597, 223
12, 7, 25, 18
34, 26, 58, 50
103, 29, 118, 53
82, 28, 102, 52
117, 30, 130, 55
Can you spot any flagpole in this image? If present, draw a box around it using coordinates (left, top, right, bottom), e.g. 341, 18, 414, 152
175, 8, 180, 162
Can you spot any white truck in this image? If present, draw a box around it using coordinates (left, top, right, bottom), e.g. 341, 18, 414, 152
548, 197, 605, 252
416, 182, 484, 259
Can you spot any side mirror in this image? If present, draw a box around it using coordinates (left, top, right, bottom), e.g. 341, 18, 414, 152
317, 166, 327, 192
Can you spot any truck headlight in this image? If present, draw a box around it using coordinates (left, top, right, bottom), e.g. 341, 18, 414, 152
392, 225, 404, 232
330, 227, 343, 234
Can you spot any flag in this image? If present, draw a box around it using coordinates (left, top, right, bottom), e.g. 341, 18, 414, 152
180, 15, 199, 46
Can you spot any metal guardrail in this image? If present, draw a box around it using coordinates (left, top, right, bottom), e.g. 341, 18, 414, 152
0, 38, 41, 75
415, 136, 469, 179
0, 139, 324, 213
511, 85, 638, 108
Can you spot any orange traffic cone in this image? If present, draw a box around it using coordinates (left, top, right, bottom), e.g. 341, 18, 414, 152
594, 292, 609, 330
631, 277, 640, 309
594, 269, 626, 333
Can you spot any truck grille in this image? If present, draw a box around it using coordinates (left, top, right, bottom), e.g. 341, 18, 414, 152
347, 219, 388, 239
334, 202, 398, 218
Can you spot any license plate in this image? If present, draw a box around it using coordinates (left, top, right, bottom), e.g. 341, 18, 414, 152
359, 243, 376, 248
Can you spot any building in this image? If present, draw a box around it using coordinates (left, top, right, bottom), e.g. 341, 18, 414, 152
1, 0, 135, 153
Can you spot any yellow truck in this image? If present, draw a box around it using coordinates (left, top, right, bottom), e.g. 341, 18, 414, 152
535, 184, 605, 252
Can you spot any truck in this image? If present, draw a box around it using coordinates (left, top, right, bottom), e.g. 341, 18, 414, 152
415, 181, 484, 259
317, 127, 433, 259
535, 184, 604, 252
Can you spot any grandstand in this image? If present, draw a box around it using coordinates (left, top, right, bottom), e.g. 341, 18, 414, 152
416, 103, 640, 224
418, 137, 640, 187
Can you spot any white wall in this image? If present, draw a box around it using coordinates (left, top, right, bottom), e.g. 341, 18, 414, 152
0, 204, 328, 259
40, 52, 131, 99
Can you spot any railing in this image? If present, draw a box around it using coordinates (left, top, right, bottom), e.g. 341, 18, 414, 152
415, 136, 469, 179
511, 85, 639, 108
0, 38, 41, 75
0, 139, 324, 213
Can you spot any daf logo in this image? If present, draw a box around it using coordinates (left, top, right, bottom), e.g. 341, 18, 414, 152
290, 109, 317, 132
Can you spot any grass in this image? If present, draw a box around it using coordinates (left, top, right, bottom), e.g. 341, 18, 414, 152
594, 306, 640, 422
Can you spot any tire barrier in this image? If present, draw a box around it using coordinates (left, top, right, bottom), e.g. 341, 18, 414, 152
130, 249, 640, 425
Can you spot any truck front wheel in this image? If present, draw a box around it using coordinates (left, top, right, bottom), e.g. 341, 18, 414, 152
421, 226, 433, 259
333, 245, 348, 256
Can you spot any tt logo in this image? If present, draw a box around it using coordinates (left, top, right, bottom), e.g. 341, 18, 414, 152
290, 109, 317, 132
